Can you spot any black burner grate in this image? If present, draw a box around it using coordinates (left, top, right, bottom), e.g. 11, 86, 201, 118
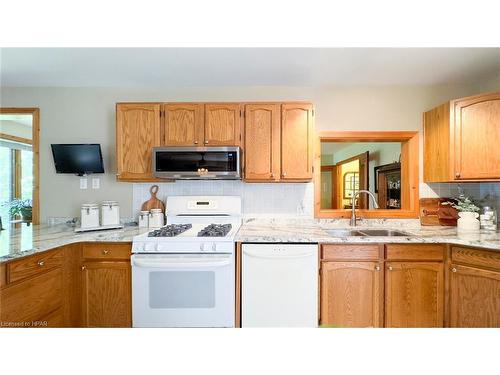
148, 224, 192, 237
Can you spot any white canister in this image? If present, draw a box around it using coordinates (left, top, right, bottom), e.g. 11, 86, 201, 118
138, 210, 149, 228
457, 211, 480, 232
81, 204, 100, 228
149, 208, 164, 228
101, 201, 120, 226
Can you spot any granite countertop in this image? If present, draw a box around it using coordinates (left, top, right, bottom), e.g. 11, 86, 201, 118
2, 218, 500, 263
0, 224, 149, 263
235, 218, 500, 251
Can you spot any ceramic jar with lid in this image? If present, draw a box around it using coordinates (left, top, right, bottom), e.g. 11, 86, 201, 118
138, 210, 150, 228
81, 203, 100, 228
101, 201, 120, 226
457, 211, 480, 233
149, 208, 164, 228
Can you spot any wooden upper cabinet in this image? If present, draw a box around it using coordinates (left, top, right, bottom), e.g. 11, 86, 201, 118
81, 261, 132, 328
450, 264, 500, 328
321, 261, 383, 327
453, 93, 500, 179
116, 103, 161, 181
281, 103, 314, 180
204, 104, 241, 146
244, 104, 281, 181
163, 103, 204, 146
385, 262, 444, 327
424, 91, 500, 182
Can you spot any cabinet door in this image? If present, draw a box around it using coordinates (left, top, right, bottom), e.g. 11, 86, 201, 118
0, 267, 63, 327
385, 262, 444, 327
281, 103, 313, 180
81, 262, 131, 327
450, 264, 500, 327
116, 103, 161, 181
244, 104, 280, 181
163, 103, 204, 146
320, 262, 383, 327
454, 93, 500, 179
204, 103, 241, 146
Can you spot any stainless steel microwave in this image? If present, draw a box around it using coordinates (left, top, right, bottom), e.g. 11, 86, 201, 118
153, 146, 241, 180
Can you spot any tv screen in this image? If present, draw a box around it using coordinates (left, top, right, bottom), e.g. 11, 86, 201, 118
51, 144, 104, 175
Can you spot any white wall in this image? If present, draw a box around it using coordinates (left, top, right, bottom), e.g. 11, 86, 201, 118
0, 83, 489, 221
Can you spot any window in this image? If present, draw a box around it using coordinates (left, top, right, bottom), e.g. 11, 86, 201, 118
343, 172, 359, 199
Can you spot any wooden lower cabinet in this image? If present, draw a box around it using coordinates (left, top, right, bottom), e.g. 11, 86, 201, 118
385, 262, 444, 327
450, 264, 500, 327
81, 261, 132, 327
320, 261, 383, 327
0, 267, 64, 328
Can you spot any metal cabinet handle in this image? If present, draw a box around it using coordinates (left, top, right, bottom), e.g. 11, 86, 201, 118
375, 265, 381, 271
194, 141, 198, 145
388, 266, 393, 271
455, 172, 460, 178
102, 249, 109, 255
81, 265, 86, 271
204, 141, 209, 145
282, 172, 287, 178
452, 267, 457, 273
38, 260, 45, 267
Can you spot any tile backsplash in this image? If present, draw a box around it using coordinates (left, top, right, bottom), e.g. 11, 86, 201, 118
421, 182, 500, 214
132, 181, 500, 221
132, 181, 314, 218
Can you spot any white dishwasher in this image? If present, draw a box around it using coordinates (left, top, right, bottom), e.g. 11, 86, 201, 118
241, 244, 318, 327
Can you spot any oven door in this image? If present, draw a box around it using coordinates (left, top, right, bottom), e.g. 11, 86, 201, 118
131, 253, 235, 328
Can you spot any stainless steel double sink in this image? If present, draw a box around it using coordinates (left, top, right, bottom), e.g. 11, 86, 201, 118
326, 229, 412, 237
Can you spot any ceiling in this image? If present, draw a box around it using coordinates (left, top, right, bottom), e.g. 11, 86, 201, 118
1, 48, 499, 87
0, 114, 32, 127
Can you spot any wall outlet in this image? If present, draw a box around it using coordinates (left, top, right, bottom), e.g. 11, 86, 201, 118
80, 177, 88, 189
92, 178, 100, 189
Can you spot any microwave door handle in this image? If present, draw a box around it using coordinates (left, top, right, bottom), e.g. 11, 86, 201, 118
132, 258, 232, 269
242, 250, 314, 260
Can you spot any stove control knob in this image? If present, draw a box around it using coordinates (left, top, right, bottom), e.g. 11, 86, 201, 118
133, 243, 145, 252
211, 243, 217, 252
145, 242, 157, 252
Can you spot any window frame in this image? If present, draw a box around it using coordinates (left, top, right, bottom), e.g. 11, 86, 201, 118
314, 131, 419, 219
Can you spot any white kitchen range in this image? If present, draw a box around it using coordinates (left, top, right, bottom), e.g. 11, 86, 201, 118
131, 196, 241, 328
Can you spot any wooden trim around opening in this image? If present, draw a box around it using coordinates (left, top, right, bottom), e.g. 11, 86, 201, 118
315, 131, 419, 219
0, 108, 40, 225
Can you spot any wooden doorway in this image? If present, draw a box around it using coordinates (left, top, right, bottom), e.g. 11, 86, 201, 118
0, 108, 40, 225
335, 151, 369, 209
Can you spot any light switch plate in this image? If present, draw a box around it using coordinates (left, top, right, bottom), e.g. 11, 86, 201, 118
80, 177, 88, 189
91, 178, 100, 189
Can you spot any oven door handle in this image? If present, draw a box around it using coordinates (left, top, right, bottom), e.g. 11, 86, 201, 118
132, 258, 232, 269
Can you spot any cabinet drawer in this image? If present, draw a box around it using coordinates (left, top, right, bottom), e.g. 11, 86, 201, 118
451, 246, 500, 270
7, 249, 63, 284
0, 267, 63, 325
321, 244, 380, 261
385, 244, 445, 261
82, 243, 131, 260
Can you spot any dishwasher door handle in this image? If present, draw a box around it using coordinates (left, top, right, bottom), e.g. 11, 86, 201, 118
242, 249, 315, 260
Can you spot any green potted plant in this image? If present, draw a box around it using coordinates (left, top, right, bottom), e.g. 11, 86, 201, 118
4, 199, 33, 221
443, 193, 480, 232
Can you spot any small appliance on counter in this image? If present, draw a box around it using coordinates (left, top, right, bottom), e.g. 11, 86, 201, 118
75, 201, 123, 233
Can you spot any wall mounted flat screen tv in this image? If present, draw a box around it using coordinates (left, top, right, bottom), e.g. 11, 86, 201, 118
51, 144, 104, 176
